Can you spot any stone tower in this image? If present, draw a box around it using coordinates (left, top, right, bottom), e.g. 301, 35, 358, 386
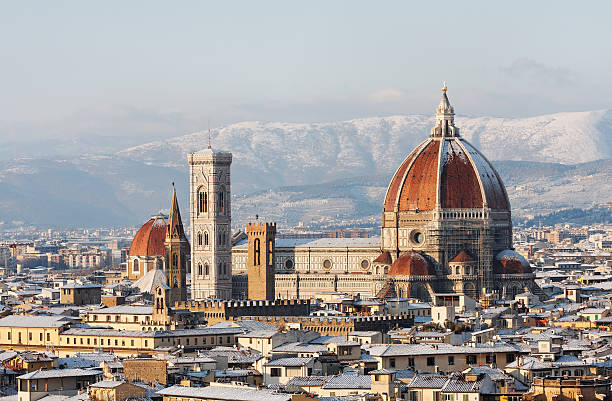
189, 148, 233, 300
246, 222, 276, 300
164, 185, 190, 304
152, 284, 171, 326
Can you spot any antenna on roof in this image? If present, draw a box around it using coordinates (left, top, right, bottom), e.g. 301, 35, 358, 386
208, 119, 212, 150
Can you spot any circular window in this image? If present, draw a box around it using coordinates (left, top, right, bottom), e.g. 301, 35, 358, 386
410, 230, 425, 245
322, 259, 332, 270
284, 258, 294, 270
360, 259, 370, 270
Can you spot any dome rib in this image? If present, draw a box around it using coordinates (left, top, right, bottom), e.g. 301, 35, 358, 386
383, 139, 432, 212
445, 139, 484, 208
397, 140, 440, 211
460, 140, 510, 210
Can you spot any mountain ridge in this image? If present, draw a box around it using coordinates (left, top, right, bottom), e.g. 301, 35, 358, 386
2, 109, 612, 228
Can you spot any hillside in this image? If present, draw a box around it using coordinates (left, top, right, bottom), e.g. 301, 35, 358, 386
2, 110, 612, 228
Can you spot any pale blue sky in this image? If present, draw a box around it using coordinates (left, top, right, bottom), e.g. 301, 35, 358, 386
1, 1, 611, 147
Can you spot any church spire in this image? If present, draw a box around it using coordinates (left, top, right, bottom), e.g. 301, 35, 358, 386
431, 83, 459, 138
167, 183, 186, 239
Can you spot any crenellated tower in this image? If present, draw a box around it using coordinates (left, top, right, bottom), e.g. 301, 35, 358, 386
246, 221, 276, 301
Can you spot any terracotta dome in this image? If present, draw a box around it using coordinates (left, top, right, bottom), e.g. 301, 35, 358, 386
129, 215, 167, 257
383, 91, 509, 213
494, 250, 533, 274
388, 252, 435, 276
449, 250, 474, 263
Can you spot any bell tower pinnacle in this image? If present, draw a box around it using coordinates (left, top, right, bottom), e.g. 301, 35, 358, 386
164, 184, 189, 305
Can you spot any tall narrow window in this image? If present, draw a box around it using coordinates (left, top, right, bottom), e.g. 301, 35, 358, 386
197, 232, 203, 246
218, 262, 222, 276
133, 259, 139, 272
172, 253, 178, 268
197, 263, 203, 276
254, 238, 261, 266
268, 239, 274, 265
218, 190, 225, 214
205, 264, 209, 276
204, 232, 209, 245
198, 190, 208, 214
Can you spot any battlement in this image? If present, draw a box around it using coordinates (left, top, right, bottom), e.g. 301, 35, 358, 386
234, 313, 414, 335
175, 298, 309, 309
246, 221, 277, 234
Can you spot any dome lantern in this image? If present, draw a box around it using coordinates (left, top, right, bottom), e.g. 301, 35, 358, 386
431, 83, 459, 138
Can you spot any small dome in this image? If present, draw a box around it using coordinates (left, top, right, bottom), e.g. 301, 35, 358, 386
494, 250, 532, 274
449, 250, 475, 263
388, 252, 435, 276
373, 251, 392, 265
129, 215, 167, 257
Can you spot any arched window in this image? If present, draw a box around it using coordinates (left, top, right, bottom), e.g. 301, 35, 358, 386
204, 231, 209, 245
455, 266, 461, 275
197, 232, 203, 246
205, 263, 209, 276
197, 263, 203, 276
172, 253, 178, 268
218, 262, 223, 276
198, 190, 208, 214
133, 259, 139, 272
254, 238, 261, 266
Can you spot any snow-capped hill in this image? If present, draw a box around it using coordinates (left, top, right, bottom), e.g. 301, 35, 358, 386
117, 110, 612, 194
459, 109, 612, 163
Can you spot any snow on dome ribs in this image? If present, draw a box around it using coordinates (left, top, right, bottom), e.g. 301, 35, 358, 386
379, 87, 527, 301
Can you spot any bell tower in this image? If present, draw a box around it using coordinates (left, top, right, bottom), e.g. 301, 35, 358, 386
246, 222, 276, 301
164, 185, 190, 304
189, 148, 233, 300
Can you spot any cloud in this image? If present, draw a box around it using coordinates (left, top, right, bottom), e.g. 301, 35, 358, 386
368, 88, 407, 103
501, 58, 575, 85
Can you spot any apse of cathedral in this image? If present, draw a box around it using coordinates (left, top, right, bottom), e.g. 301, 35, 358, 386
128, 86, 538, 303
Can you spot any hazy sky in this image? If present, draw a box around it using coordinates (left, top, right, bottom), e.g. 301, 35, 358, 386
1, 1, 611, 147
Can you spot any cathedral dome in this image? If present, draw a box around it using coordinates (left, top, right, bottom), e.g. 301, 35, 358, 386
383, 89, 509, 213
388, 251, 434, 276
493, 250, 532, 274
129, 215, 167, 257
